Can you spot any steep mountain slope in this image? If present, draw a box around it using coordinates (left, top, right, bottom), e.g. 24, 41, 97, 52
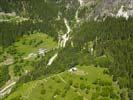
76, 0, 133, 21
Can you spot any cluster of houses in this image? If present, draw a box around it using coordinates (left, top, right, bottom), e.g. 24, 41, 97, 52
24, 48, 48, 59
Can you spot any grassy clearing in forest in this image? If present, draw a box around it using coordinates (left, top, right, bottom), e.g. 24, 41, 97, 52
6, 66, 120, 100
14, 32, 57, 57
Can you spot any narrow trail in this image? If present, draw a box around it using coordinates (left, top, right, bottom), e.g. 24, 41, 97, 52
0, 81, 16, 98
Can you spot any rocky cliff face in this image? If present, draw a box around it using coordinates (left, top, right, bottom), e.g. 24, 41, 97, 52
76, 0, 133, 21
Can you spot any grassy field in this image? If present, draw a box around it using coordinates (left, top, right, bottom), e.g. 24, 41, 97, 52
13, 32, 57, 57
6, 66, 120, 100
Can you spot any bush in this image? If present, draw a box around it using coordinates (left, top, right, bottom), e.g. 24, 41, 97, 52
86, 85, 90, 90
120, 91, 126, 100
85, 89, 89, 94
91, 93, 99, 100
68, 79, 73, 85
80, 77, 84, 80
49, 85, 53, 89
100, 87, 110, 97
54, 89, 61, 95
110, 92, 119, 99
80, 83, 86, 90
41, 89, 46, 95
61, 92, 66, 97
64, 84, 70, 90
73, 83, 79, 88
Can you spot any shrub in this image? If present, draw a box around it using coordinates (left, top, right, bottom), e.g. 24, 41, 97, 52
80, 77, 84, 80
80, 83, 86, 90
41, 89, 46, 95
64, 84, 70, 90
85, 89, 89, 94
54, 89, 61, 95
68, 79, 73, 85
86, 85, 90, 90
73, 83, 79, 88
110, 92, 119, 99
100, 87, 110, 97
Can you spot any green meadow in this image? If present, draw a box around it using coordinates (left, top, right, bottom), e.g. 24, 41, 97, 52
6, 66, 120, 100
